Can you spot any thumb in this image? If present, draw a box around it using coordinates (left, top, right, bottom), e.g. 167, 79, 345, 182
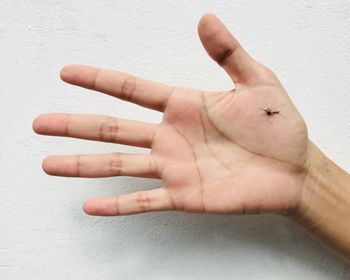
198, 13, 260, 85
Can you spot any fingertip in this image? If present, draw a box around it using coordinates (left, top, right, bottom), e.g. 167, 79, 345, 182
197, 13, 261, 84
32, 113, 62, 135
83, 199, 111, 216
32, 115, 43, 134
197, 12, 234, 63
198, 13, 222, 35
33, 114, 55, 134
60, 65, 77, 83
42, 155, 56, 175
198, 13, 218, 26
82, 200, 93, 215
42, 155, 70, 176
60, 64, 100, 89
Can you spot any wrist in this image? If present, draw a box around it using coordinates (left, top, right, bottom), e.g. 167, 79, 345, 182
288, 140, 350, 261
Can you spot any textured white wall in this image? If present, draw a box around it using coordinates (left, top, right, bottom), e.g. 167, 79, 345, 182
1, 1, 350, 279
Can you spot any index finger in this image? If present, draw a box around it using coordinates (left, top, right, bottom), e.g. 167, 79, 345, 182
60, 65, 175, 112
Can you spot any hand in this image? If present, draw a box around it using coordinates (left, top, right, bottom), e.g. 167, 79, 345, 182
33, 14, 309, 216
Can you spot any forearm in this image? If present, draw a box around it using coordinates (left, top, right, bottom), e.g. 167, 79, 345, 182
289, 141, 350, 261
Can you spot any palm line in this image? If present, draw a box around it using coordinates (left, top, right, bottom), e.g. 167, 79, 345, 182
202, 91, 299, 168
163, 121, 205, 212
199, 93, 236, 173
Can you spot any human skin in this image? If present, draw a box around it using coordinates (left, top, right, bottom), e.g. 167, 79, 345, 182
33, 14, 350, 261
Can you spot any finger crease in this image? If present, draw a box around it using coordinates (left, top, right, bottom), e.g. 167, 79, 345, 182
120, 76, 137, 101
91, 68, 102, 90
147, 125, 157, 147
65, 113, 72, 137
148, 157, 159, 177
161, 86, 175, 112
76, 155, 81, 177
217, 48, 235, 66
137, 192, 151, 211
109, 154, 123, 176
114, 196, 120, 215
166, 189, 176, 210
99, 117, 119, 142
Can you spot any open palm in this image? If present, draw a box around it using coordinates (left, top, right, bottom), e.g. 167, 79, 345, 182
33, 14, 309, 216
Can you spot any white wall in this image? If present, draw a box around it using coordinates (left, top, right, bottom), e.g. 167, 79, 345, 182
1, 1, 350, 279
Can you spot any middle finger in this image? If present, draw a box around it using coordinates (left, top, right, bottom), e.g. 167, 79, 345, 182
33, 113, 157, 148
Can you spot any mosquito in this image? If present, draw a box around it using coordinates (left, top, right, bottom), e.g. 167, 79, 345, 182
260, 106, 280, 122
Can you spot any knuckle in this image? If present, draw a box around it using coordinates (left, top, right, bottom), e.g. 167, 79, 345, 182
109, 153, 123, 175
136, 191, 151, 211
120, 75, 137, 101
99, 117, 119, 142
216, 47, 235, 66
